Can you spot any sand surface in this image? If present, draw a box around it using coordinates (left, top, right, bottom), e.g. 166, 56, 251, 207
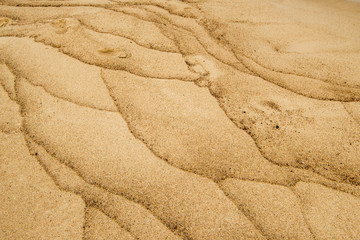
0, 0, 360, 239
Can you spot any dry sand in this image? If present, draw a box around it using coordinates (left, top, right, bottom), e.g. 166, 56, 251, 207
0, 0, 360, 239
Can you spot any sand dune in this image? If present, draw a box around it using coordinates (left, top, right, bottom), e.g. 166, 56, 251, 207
1, 0, 360, 239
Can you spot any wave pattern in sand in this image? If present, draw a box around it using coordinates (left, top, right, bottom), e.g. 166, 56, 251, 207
1, 0, 360, 239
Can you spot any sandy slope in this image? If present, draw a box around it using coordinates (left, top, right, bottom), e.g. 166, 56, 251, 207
0, 0, 359, 239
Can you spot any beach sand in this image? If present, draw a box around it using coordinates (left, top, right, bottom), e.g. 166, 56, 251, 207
0, 0, 360, 239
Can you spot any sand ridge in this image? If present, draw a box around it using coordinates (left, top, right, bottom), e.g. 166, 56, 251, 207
1, 0, 360, 239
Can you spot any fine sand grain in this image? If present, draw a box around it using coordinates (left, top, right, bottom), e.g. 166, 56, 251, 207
1, 0, 360, 239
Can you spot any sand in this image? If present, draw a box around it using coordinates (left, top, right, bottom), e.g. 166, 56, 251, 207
0, 0, 359, 239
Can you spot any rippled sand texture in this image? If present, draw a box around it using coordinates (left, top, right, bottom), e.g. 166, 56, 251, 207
1, 0, 360, 239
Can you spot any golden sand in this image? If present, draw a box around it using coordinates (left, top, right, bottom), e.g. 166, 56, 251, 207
1, 0, 360, 239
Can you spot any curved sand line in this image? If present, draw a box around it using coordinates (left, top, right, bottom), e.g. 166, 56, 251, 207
1, 0, 360, 239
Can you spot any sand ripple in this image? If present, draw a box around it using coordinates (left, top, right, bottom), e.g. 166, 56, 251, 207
1, 0, 360, 239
